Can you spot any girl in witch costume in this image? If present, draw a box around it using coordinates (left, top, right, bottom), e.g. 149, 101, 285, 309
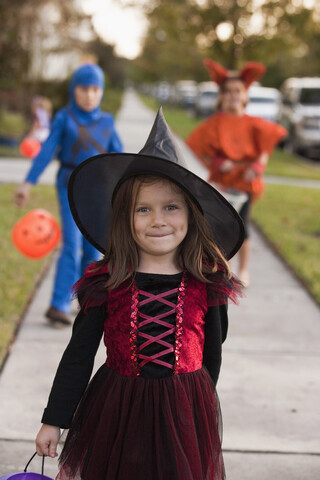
14, 63, 123, 326
186, 60, 287, 287
35, 109, 244, 480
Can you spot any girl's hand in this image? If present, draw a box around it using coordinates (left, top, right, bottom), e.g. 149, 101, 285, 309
243, 168, 258, 182
13, 182, 32, 207
36, 424, 61, 458
202, 154, 212, 167
220, 159, 234, 173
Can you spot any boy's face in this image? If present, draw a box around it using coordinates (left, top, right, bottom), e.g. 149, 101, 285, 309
74, 85, 103, 112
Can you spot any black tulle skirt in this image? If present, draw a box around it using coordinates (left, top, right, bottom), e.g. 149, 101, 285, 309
56, 365, 225, 480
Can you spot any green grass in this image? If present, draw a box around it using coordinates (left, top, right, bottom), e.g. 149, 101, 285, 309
252, 185, 320, 304
0, 144, 21, 157
0, 109, 27, 157
0, 109, 27, 137
266, 149, 320, 180
0, 185, 59, 367
101, 88, 123, 117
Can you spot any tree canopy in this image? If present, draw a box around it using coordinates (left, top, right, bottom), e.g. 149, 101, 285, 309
0, 0, 93, 86
131, 0, 320, 87
0, 0, 127, 90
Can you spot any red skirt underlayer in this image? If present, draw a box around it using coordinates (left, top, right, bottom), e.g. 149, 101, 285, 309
56, 365, 225, 480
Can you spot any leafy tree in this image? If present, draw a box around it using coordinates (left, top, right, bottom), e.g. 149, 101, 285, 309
0, 0, 30, 87
131, 1, 205, 83
87, 39, 129, 88
132, 0, 320, 87
0, 0, 96, 87
0, 0, 127, 114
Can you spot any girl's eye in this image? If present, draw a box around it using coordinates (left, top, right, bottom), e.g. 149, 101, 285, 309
136, 207, 149, 213
167, 204, 178, 211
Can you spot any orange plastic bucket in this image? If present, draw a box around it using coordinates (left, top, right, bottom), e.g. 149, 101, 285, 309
19, 137, 41, 158
12, 209, 61, 259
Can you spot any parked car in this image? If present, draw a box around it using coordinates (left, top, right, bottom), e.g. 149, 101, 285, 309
153, 81, 177, 105
246, 85, 281, 122
193, 82, 218, 117
175, 80, 198, 108
278, 77, 320, 157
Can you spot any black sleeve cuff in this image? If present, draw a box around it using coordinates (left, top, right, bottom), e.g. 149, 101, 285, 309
41, 407, 72, 429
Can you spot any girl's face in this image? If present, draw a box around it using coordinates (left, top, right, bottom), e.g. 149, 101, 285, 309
133, 180, 188, 269
74, 85, 103, 112
220, 79, 247, 114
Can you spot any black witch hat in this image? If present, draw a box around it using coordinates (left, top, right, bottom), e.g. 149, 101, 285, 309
68, 108, 244, 259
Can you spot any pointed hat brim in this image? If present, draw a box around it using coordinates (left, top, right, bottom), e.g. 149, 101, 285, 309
68, 109, 244, 260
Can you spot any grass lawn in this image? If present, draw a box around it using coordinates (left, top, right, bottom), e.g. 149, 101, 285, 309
265, 149, 320, 180
0, 109, 27, 138
0, 184, 59, 368
101, 87, 123, 118
251, 185, 320, 305
0, 144, 21, 157
0, 109, 27, 157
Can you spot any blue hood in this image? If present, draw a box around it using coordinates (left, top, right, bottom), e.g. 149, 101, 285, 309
69, 64, 105, 124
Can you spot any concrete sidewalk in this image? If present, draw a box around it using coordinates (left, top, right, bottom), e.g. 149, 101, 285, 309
0, 90, 319, 479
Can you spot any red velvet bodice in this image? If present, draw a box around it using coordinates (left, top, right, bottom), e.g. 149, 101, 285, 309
74, 264, 241, 378
104, 273, 207, 376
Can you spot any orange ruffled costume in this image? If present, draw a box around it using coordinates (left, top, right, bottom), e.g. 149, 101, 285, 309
186, 59, 287, 201
186, 111, 287, 201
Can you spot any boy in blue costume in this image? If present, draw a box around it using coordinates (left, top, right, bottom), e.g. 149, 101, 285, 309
14, 63, 123, 326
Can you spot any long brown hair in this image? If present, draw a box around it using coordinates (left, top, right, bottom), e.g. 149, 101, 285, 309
96, 175, 231, 289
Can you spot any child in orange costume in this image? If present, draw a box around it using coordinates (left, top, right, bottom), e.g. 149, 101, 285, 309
186, 60, 287, 286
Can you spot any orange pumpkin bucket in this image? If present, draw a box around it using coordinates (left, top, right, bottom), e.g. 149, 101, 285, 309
19, 137, 41, 158
12, 209, 61, 259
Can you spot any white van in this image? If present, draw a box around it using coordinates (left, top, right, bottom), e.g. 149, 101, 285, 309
246, 85, 281, 122
194, 82, 218, 117
175, 80, 198, 108
278, 77, 320, 157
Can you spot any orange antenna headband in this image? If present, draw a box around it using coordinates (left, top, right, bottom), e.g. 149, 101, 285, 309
204, 59, 266, 89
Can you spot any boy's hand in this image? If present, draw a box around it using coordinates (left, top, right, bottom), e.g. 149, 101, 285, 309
13, 182, 32, 207
36, 424, 61, 458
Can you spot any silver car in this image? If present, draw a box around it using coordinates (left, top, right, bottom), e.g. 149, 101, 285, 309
246, 85, 281, 122
194, 82, 219, 117
278, 77, 320, 158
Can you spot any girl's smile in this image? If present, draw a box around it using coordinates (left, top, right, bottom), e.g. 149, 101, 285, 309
133, 180, 188, 270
